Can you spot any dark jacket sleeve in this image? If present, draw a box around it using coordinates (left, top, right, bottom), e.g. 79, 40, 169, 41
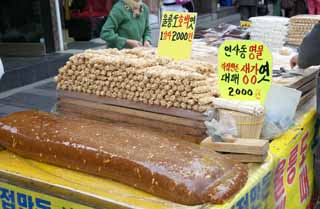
298, 23, 320, 69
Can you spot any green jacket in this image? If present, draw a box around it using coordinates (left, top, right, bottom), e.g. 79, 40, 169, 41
273, 0, 281, 16
100, 1, 152, 49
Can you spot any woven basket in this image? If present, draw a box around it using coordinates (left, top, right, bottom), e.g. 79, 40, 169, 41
218, 109, 264, 139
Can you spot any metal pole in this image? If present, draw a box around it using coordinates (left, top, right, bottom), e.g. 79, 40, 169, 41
0, 58, 4, 80
54, 0, 64, 51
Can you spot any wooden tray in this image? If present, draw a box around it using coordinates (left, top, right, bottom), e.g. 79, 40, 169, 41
298, 89, 316, 108
201, 137, 269, 163
58, 92, 208, 143
298, 79, 316, 95
59, 91, 208, 121
286, 67, 318, 89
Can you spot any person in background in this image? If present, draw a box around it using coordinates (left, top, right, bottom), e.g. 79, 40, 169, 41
257, 0, 269, 16
290, 23, 320, 69
307, 0, 320, 14
272, 0, 281, 16
100, 0, 152, 49
161, 0, 188, 12
238, 0, 258, 21
281, 0, 307, 17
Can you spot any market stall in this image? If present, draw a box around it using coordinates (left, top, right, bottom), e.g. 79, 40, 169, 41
0, 105, 315, 209
0, 14, 319, 209
0, 47, 317, 209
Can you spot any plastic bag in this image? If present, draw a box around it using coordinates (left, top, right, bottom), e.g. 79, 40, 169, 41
262, 85, 301, 139
205, 113, 238, 142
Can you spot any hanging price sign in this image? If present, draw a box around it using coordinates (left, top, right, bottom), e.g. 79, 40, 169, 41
240, 21, 252, 28
218, 40, 272, 104
157, 11, 197, 60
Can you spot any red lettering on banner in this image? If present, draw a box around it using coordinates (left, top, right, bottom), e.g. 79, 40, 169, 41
188, 32, 193, 42
243, 75, 249, 84
241, 63, 250, 73
287, 145, 298, 185
274, 159, 286, 209
248, 44, 264, 60
222, 63, 239, 72
249, 53, 255, 60
299, 166, 310, 203
251, 63, 259, 75
275, 196, 286, 209
298, 131, 310, 203
299, 132, 309, 168
240, 63, 259, 74
274, 176, 285, 200
256, 45, 264, 60
251, 75, 257, 84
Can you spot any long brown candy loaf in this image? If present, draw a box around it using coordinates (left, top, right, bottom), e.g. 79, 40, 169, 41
0, 111, 248, 205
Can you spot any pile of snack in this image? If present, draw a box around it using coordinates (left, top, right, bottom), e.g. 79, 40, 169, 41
288, 15, 320, 46
197, 23, 249, 47
191, 40, 218, 64
55, 48, 219, 112
249, 16, 289, 50
0, 110, 248, 205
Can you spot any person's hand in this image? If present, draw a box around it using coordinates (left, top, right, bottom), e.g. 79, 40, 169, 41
144, 40, 151, 47
290, 55, 298, 69
126, 39, 142, 48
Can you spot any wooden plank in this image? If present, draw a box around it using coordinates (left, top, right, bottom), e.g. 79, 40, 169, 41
0, 43, 46, 57
287, 68, 319, 89
58, 91, 207, 121
298, 79, 316, 95
201, 137, 269, 155
298, 89, 316, 108
58, 103, 205, 144
59, 98, 206, 129
223, 153, 267, 163
59, 106, 205, 144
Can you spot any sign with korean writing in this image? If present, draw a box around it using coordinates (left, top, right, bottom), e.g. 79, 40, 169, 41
271, 132, 314, 209
0, 182, 93, 209
270, 110, 315, 209
157, 12, 197, 60
240, 21, 252, 28
218, 40, 272, 104
211, 110, 316, 209
229, 171, 273, 209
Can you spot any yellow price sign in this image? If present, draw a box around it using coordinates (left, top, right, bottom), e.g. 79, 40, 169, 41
157, 11, 197, 60
240, 21, 252, 28
218, 40, 272, 104
0, 181, 93, 209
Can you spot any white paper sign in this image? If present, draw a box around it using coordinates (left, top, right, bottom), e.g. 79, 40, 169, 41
0, 58, 4, 80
